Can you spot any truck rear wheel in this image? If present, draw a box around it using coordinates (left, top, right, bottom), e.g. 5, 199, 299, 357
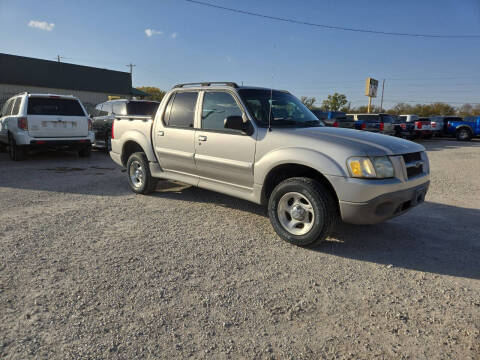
126, 152, 158, 194
456, 128, 472, 141
268, 177, 337, 247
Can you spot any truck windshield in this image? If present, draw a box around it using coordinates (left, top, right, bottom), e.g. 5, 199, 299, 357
27, 97, 85, 116
238, 89, 323, 128
126, 101, 159, 116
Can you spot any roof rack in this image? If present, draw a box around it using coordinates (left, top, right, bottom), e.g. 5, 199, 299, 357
173, 82, 239, 89
13, 91, 28, 97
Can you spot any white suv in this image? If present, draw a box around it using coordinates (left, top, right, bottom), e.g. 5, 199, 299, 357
0, 93, 94, 160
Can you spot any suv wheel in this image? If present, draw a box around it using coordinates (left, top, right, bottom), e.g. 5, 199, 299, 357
8, 134, 25, 161
268, 177, 337, 247
456, 128, 472, 141
126, 152, 158, 194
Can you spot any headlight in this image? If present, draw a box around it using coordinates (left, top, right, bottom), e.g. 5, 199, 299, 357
347, 156, 394, 179
372, 156, 394, 178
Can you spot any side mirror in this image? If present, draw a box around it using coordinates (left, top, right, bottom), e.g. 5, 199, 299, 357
224, 115, 245, 132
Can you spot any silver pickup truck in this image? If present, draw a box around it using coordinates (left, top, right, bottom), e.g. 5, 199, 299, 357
110, 82, 430, 247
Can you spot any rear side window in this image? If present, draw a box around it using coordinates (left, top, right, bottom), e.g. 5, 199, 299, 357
27, 97, 85, 116
126, 101, 159, 116
12, 98, 21, 115
112, 102, 126, 115
5, 99, 14, 116
167, 92, 197, 128
201, 92, 243, 131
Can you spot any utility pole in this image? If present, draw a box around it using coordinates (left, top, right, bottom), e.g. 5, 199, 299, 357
56, 55, 64, 62
126, 63, 136, 75
380, 79, 385, 112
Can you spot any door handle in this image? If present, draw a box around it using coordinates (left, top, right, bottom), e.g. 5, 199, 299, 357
198, 135, 207, 141
157, 131, 164, 136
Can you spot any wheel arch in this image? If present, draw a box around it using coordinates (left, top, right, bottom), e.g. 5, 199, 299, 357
260, 163, 339, 211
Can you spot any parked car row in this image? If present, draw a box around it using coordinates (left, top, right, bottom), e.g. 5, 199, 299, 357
312, 111, 480, 141
0, 92, 160, 160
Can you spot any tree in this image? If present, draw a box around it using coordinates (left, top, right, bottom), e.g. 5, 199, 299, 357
321, 93, 348, 111
300, 96, 317, 109
457, 103, 473, 117
137, 86, 166, 102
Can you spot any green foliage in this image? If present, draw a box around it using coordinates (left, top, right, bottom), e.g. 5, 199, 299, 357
300, 96, 317, 109
137, 86, 167, 102
321, 93, 348, 111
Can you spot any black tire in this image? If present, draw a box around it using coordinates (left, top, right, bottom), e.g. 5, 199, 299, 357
8, 134, 25, 161
126, 152, 158, 194
456, 128, 472, 141
105, 132, 112, 152
78, 144, 92, 157
268, 177, 337, 247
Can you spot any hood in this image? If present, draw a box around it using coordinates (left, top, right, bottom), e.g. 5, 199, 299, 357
282, 127, 425, 156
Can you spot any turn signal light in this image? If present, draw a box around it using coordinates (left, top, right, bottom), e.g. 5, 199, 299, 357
18, 117, 28, 130
111, 120, 115, 139
88, 118, 93, 131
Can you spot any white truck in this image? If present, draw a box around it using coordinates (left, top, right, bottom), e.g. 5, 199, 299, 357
0, 92, 94, 160
110, 82, 430, 247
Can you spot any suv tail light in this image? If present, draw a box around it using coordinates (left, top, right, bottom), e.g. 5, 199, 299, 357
431, 121, 436, 129
88, 118, 93, 131
18, 117, 28, 130
379, 122, 384, 131
416, 121, 422, 129
400, 123, 406, 129
332, 121, 339, 127
111, 119, 115, 139
361, 122, 366, 130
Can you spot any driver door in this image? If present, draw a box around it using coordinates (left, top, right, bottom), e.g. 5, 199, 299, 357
194, 91, 256, 190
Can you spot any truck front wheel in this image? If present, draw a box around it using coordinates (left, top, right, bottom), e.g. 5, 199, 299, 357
268, 177, 337, 247
126, 152, 158, 194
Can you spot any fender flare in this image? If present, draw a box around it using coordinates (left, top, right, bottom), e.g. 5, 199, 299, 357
120, 129, 156, 163
455, 125, 473, 134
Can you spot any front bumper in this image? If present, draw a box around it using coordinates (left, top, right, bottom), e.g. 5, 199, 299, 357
339, 181, 429, 224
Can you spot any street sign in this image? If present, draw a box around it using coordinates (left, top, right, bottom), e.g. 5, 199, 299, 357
365, 78, 379, 98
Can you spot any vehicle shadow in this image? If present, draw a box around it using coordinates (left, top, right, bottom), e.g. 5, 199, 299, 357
154, 181, 480, 279
316, 201, 480, 280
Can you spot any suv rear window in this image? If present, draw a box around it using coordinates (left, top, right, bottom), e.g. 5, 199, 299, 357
27, 97, 85, 116
126, 101, 159, 116
357, 115, 380, 122
380, 115, 395, 123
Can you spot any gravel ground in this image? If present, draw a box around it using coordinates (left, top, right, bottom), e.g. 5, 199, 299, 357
0, 139, 479, 359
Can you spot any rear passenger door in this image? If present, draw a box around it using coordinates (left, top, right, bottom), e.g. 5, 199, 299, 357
194, 91, 256, 190
153, 91, 198, 182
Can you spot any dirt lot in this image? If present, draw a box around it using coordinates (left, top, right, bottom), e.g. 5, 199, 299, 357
0, 139, 479, 359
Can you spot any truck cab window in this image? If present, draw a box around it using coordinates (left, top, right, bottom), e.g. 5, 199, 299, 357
167, 92, 197, 128
201, 92, 243, 131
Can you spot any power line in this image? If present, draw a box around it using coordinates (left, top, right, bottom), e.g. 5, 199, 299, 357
185, 0, 480, 39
